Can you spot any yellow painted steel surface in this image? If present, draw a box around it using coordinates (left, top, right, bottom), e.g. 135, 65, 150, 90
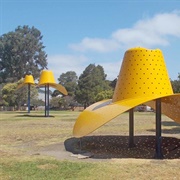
38, 70, 56, 85
73, 47, 180, 138
49, 83, 68, 96
16, 71, 68, 95
16, 75, 35, 90
38, 70, 68, 95
112, 47, 173, 102
24, 75, 35, 84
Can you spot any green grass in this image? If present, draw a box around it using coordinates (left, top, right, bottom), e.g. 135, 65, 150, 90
1, 159, 97, 180
0, 110, 79, 121
1, 157, 180, 180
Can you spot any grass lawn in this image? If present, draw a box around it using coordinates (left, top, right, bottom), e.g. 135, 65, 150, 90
0, 110, 179, 179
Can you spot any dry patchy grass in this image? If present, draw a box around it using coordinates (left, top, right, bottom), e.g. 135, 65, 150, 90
0, 111, 179, 180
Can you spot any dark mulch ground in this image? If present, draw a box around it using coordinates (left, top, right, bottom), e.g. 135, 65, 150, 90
64, 135, 180, 159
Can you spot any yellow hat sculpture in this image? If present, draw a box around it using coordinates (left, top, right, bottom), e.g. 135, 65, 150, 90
73, 47, 180, 138
17, 74, 35, 90
38, 70, 68, 117
16, 75, 35, 113
38, 70, 68, 95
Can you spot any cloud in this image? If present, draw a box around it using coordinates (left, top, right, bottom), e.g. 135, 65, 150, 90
47, 11, 180, 82
135, 11, 180, 36
48, 54, 122, 81
70, 11, 180, 52
69, 37, 120, 53
48, 54, 89, 81
100, 61, 122, 80
112, 11, 180, 48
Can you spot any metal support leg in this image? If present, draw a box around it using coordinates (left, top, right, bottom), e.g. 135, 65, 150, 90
79, 138, 82, 152
129, 108, 135, 148
47, 84, 49, 117
45, 85, 47, 117
27, 84, 30, 113
155, 98, 163, 159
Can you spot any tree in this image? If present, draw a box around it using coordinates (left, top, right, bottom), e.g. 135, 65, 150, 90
171, 73, 180, 93
0, 25, 47, 83
75, 64, 111, 108
0, 84, 4, 105
57, 71, 78, 96
52, 71, 78, 109
1, 83, 17, 107
2, 80, 38, 109
50, 96, 68, 110
50, 96, 62, 109
109, 78, 117, 89
95, 90, 113, 102
51, 90, 61, 97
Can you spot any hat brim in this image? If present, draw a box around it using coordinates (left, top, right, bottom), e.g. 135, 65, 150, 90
16, 83, 35, 90
73, 94, 180, 137
38, 83, 68, 95
49, 84, 68, 95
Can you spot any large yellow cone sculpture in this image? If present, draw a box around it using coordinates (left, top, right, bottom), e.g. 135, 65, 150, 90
73, 47, 180, 137
16, 75, 35, 113
38, 70, 68, 117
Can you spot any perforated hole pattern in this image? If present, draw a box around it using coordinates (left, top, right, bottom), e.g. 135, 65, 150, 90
113, 47, 173, 102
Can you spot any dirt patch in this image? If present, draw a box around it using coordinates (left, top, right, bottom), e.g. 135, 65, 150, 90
64, 135, 179, 159
35, 135, 180, 161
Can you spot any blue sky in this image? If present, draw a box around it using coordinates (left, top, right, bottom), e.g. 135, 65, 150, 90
0, 0, 180, 81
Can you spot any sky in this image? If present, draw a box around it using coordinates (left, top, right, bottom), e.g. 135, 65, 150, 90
0, 0, 180, 82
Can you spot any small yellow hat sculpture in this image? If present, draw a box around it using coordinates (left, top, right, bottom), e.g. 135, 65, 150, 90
38, 70, 68, 117
17, 74, 35, 90
16, 75, 35, 113
73, 47, 180, 137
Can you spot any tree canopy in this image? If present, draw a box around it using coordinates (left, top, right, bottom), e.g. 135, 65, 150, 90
0, 25, 47, 83
1, 80, 38, 109
75, 64, 111, 108
1, 24, 179, 109
95, 90, 113, 102
171, 73, 180, 93
58, 71, 78, 96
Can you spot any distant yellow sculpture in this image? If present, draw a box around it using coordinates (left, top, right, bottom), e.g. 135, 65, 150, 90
38, 70, 68, 95
16, 75, 35, 113
38, 70, 68, 116
17, 74, 35, 89
73, 47, 180, 138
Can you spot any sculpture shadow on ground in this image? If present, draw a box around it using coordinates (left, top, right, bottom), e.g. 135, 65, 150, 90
15, 114, 55, 118
64, 135, 180, 159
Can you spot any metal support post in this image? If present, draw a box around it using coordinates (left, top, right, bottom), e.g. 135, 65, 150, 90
47, 84, 50, 117
45, 85, 47, 117
129, 108, 135, 148
27, 84, 30, 113
154, 98, 163, 159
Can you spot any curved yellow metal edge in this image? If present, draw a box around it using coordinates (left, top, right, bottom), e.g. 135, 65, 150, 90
49, 83, 68, 96
38, 83, 68, 95
73, 94, 180, 138
16, 83, 25, 90
16, 82, 35, 90
144, 94, 180, 123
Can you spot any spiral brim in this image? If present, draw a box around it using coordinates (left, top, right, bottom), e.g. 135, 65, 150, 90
38, 83, 68, 96
16, 82, 35, 90
73, 94, 180, 137
49, 83, 68, 95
